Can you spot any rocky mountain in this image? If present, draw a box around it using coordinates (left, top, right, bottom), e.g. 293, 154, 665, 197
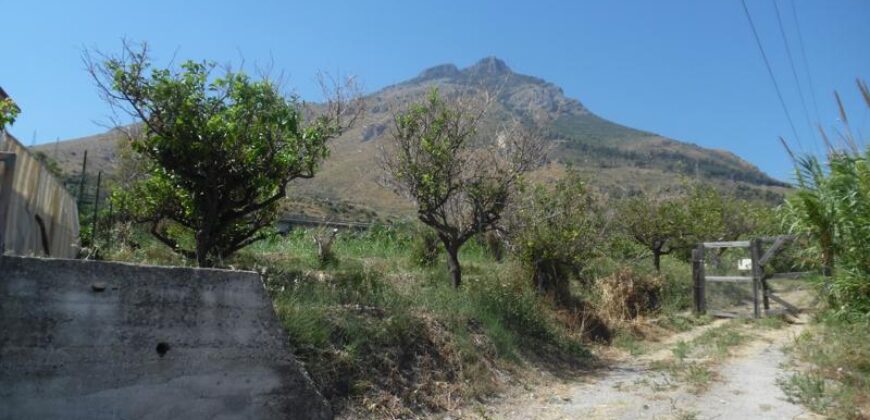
34, 57, 788, 219
290, 57, 787, 215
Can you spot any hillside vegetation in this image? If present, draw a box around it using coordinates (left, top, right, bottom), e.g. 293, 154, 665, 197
104, 220, 707, 417
34, 57, 789, 218
29, 49, 863, 419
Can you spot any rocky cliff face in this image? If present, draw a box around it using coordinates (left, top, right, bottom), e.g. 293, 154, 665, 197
404, 57, 588, 117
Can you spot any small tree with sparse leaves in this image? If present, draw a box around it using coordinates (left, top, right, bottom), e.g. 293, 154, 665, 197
382, 89, 545, 287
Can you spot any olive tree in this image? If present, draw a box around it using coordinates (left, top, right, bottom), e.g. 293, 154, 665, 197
86, 42, 361, 266
382, 89, 545, 287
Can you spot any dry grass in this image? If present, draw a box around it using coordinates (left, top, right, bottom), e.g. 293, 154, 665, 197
595, 268, 663, 328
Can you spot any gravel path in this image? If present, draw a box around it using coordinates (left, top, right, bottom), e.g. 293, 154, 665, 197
477, 320, 820, 420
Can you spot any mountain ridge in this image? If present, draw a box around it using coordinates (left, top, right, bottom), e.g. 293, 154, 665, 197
33, 56, 789, 218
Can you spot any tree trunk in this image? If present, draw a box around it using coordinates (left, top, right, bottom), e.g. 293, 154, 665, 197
533, 261, 570, 305
446, 244, 462, 288
195, 229, 212, 267
196, 196, 220, 267
822, 246, 834, 277
653, 249, 662, 273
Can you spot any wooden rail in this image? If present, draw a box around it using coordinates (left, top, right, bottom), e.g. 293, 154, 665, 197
703, 240, 750, 248
705, 276, 754, 283
693, 236, 812, 319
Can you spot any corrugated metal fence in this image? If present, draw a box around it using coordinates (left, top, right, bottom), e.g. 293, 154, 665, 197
0, 130, 80, 258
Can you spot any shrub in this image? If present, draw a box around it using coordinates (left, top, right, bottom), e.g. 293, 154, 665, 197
594, 268, 662, 326
507, 171, 605, 304
312, 227, 340, 267
782, 80, 870, 316
409, 224, 441, 267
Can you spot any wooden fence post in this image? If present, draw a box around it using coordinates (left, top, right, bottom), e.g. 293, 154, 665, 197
692, 245, 706, 315
750, 238, 762, 319
0, 152, 17, 254
106, 200, 113, 252
90, 171, 102, 247
76, 150, 88, 207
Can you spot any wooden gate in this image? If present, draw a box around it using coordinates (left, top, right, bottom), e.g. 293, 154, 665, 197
692, 236, 812, 318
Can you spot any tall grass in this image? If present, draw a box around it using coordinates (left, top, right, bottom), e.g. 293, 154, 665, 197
777, 80, 870, 419
782, 314, 870, 418
237, 226, 589, 416
782, 79, 870, 318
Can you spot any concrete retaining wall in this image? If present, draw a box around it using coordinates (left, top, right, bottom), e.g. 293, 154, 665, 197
0, 256, 331, 420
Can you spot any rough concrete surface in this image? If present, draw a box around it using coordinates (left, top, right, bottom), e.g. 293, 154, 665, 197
0, 255, 331, 420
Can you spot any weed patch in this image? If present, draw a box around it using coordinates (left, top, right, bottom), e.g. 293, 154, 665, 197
781, 315, 870, 419
252, 230, 591, 416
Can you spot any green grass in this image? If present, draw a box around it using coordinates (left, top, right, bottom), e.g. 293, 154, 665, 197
753, 315, 787, 330
694, 321, 747, 359
778, 372, 833, 414
780, 315, 869, 419
104, 223, 708, 416
232, 226, 590, 416
672, 340, 691, 361
612, 331, 645, 356
657, 313, 714, 332
651, 321, 749, 392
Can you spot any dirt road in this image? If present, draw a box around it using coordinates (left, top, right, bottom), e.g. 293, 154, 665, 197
476, 319, 820, 420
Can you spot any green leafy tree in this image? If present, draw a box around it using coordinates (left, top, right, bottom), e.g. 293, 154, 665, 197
507, 171, 605, 303
683, 184, 776, 255
621, 191, 688, 272
382, 89, 544, 287
87, 42, 360, 266
0, 96, 20, 130
623, 184, 774, 271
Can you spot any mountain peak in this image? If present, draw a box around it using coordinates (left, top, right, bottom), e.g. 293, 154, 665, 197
464, 56, 511, 76
416, 63, 460, 80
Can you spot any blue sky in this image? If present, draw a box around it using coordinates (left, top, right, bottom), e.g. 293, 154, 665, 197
2, 0, 868, 181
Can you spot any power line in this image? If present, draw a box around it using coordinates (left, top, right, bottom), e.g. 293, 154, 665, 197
790, 0, 822, 125
772, 0, 815, 142
741, 0, 803, 149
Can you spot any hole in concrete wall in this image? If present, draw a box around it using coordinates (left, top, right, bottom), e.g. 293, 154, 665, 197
156, 342, 170, 357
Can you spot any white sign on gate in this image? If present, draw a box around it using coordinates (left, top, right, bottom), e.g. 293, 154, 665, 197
738, 258, 752, 271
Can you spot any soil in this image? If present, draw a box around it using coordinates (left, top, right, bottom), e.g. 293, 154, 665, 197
460, 318, 821, 420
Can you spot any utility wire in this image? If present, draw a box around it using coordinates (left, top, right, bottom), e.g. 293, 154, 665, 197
741, 0, 803, 149
790, 0, 822, 125
772, 0, 815, 143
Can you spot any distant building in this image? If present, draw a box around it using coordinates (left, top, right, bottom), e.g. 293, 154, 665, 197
0, 87, 80, 258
